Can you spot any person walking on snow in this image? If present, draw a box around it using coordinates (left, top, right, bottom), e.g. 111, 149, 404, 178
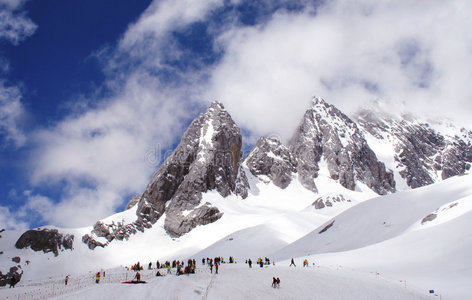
65, 275, 69, 286
289, 258, 296, 267
215, 262, 219, 274
95, 272, 101, 283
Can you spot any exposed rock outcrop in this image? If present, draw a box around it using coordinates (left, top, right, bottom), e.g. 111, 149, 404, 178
421, 213, 437, 224
356, 109, 472, 188
15, 228, 74, 257
0, 266, 22, 287
290, 97, 395, 195
125, 196, 141, 210
312, 194, 351, 209
83, 101, 249, 244
246, 137, 297, 189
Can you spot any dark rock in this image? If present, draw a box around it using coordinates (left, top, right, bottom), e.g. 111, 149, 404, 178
82, 234, 106, 250
15, 228, 74, 257
83, 101, 249, 243
290, 97, 395, 195
0, 266, 22, 287
313, 198, 325, 209
421, 213, 437, 224
164, 204, 223, 237
136, 101, 248, 237
356, 109, 472, 189
312, 195, 351, 209
11, 257, 20, 264
246, 137, 297, 189
125, 196, 141, 210
319, 220, 335, 234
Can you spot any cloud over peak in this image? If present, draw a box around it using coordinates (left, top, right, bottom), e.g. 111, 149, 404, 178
10, 0, 472, 229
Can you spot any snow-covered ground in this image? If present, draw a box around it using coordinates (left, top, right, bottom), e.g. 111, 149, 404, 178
1, 263, 434, 300
1, 172, 471, 299
271, 173, 472, 300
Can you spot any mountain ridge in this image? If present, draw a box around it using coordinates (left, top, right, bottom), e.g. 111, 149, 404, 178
3, 97, 472, 294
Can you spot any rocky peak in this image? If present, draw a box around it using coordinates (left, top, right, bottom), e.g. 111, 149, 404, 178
82, 101, 249, 245
245, 137, 297, 189
138, 100, 249, 236
290, 97, 395, 195
355, 108, 472, 188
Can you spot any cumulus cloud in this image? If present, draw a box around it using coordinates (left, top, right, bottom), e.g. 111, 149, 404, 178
0, 0, 35, 148
206, 0, 472, 141
0, 0, 37, 45
26, 0, 231, 227
0, 81, 26, 147
0, 205, 28, 230
24, 0, 472, 228
29, 74, 192, 227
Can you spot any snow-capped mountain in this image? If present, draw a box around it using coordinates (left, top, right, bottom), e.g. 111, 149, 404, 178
82, 101, 249, 249
2, 97, 472, 300
76, 98, 472, 249
289, 97, 395, 194
355, 106, 472, 189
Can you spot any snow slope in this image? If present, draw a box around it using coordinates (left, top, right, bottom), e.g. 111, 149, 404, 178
0, 171, 372, 284
2, 171, 471, 299
272, 173, 472, 300
1, 264, 431, 300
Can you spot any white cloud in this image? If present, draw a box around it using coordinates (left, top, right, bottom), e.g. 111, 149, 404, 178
205, 0, 472, 141
0, 81, 26, 147
29, 73, 193, 227
0, 0, 35, 148
25, 0, 472, 229
0, 0, 27, 10
25, 0, 233, 228
0, 205, 28, 230
0, 0, 37, 45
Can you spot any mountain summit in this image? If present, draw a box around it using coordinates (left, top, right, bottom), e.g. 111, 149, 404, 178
136, 101, 249, 237
6, 97, 472, 295
289, 97, 395, 194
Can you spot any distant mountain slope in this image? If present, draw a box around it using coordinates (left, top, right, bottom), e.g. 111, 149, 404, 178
271, 173, 472, 300
4, 97, 472, 291
355, 108, 472, 189
272, 173, 472, 259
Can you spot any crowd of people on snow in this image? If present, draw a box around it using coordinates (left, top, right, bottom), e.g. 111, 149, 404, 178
250, 257, 273, 268
85, 256, 319, 289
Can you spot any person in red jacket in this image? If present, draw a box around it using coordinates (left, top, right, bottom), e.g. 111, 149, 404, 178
95, 272, 101, 284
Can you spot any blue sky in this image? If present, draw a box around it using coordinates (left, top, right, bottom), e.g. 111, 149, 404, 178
1, 0, 471, 230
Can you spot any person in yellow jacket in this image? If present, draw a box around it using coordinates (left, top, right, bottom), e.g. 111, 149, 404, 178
95, 272, 101, 284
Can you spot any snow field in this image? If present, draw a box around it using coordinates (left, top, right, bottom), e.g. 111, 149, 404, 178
0, 268, 158, 300
1, 263, 433, 300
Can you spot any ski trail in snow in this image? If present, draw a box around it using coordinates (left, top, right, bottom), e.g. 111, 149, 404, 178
202, 273, 216, 300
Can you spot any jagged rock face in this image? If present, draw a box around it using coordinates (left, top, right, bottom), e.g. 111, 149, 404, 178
159, 102, 248, 236
312, 194, 352, 209
246, 137, 297, 189
82, 101, 249, 244
0, 266, 22, 287
356, 109, 472, 188
164, 203, 223, 237
290, 97, 395, 195
125, 196, 140, 210
289, 109, 321, 193
15, 229, 74, 257
441, 131, 472, 179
